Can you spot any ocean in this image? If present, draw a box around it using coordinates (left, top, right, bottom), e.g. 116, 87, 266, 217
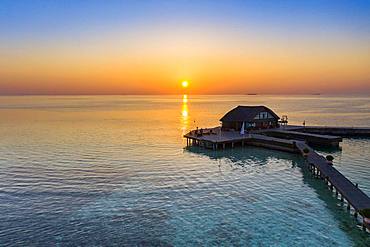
0, 95, 369, 246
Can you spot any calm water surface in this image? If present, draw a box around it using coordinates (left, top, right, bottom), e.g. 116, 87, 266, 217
0, 95, 369, 246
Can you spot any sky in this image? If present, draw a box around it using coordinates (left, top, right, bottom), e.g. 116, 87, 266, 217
0, 0, 370, 95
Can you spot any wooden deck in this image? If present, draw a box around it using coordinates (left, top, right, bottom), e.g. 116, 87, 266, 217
296, 142, 370, 230
281, 125, 370, 137
262, 129, 342, 147
184, 128, 248, 144
184, 128, 298, 152
184, 126, 343, 148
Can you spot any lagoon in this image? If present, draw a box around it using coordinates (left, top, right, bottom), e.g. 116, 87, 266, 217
0, 95, 369, 246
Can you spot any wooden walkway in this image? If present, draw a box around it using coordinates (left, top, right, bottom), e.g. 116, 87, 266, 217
262, 129, 342, 147
296, 141, 370, 229
301, 126, 370, 137
184, 127, 370, 231
278, 125, 370, 137
184, 128, 298, 152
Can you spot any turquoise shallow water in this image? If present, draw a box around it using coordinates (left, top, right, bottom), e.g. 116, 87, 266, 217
0, 95, 369, 246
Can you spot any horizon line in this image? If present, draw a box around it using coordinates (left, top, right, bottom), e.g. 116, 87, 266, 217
1, 93, 370, 96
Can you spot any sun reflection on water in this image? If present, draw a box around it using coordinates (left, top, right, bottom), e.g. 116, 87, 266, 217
181, 94, 189, 134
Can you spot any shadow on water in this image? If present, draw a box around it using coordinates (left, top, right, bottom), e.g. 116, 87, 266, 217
185, 145, 298, 166
315, 137, 370, 154
185, 145, 370, 245
313, 145, 343, 153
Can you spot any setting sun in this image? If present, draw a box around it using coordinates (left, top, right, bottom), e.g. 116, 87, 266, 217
182, 81, 189, 88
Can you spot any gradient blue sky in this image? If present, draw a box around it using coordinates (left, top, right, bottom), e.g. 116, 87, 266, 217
2, 1, 369, 40
1, 0, 369, 94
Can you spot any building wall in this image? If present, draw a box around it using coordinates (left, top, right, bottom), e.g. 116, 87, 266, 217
221, 121, 241, 130
222, 119, 278, 130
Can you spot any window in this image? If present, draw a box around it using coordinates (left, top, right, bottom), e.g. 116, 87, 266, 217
254, 111, 274, 120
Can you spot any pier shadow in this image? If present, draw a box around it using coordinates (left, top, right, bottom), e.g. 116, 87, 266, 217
315, 137, 370, 154
184, 145, 299, 169
312, 145, 342, 154
184, 146, 299, 171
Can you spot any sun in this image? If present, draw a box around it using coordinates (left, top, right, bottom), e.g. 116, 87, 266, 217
181, 80, 189, 88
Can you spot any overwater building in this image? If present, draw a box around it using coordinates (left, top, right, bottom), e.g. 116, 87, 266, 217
220, 105, 280, 131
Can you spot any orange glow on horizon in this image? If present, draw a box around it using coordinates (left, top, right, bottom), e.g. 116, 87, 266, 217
0, 27, 369, 95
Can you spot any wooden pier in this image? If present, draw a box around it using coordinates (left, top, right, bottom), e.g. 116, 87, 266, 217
262, 129, 342, 147
184, 128, 298, 153
296, 142, 370, 231
284, 125, 370, 137
184, 126, 343, 149
184, 126, 370, 231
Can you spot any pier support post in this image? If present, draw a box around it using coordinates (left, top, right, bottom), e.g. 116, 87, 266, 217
347, 202, 350, 210
223, 143, 226, 149
231, 142, 234, 148
354, 211, 358, 218
340, 194, 344, 202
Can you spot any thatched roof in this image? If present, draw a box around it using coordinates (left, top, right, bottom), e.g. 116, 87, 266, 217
220, 106, 279, 122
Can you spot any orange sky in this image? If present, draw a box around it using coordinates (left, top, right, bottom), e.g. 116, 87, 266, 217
1, 1, 370, 95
